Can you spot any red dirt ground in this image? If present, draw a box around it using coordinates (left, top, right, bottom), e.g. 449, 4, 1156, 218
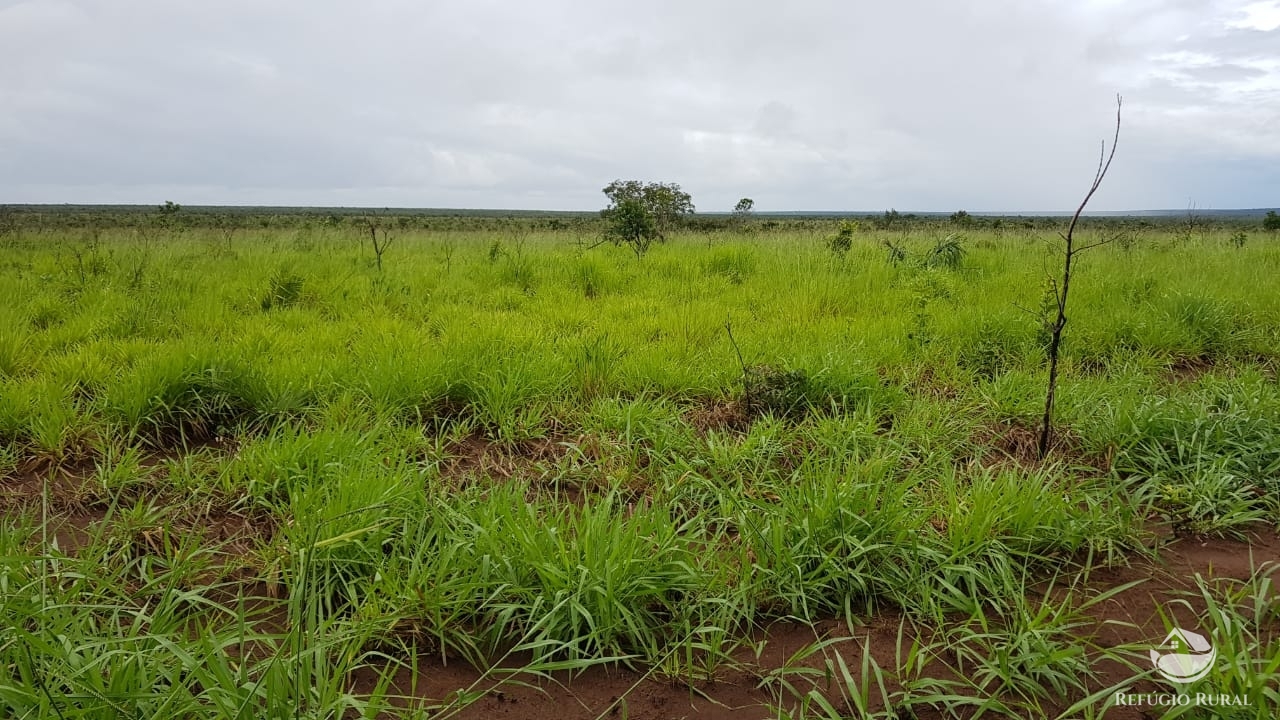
5, 452, 1276, 719
352, 528, 1279, 720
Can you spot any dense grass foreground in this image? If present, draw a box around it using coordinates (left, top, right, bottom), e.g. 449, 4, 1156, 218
1, 222, 1279, 718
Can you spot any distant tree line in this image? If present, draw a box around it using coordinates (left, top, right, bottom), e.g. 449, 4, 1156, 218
2, 201, 1277, 236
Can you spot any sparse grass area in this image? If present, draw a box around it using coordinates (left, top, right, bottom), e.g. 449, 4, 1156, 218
2, 220, 1278, 718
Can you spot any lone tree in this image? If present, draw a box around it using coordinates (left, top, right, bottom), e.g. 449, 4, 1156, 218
364, 214, 395, 271
600, 180, 695, 256
0, 205, 16, 238
732, 197, 755, 232
602, 198, 658, 258
157, 200, 182, 228
1038, 95, 1122, 459
1264, 210, 1280, 232
878, 208, 903, 230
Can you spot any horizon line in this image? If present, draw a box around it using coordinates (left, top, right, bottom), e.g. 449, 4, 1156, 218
5, 203, 1277, 216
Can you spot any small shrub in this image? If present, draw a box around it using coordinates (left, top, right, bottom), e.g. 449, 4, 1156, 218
1034, 280, 1060, 353
1139, 463, 1267, 538
959, 319, 1031, 381
904, 268, 956, 347
261, 267, 305, 311
742, 365, 817, 420
1116, 389, 1280, 536
923, 234, 966, 270
883, 240, 907, 266
826, 222, 856, 258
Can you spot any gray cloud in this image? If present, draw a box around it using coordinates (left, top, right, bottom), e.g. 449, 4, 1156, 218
1177, 63, 1268, 83
1, 0, 1277, 211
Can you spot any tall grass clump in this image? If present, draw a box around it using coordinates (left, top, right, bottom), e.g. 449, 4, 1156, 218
101, 347, 253, 445
0, 523, 405, 719
743, 464, 924, 620
1113, 378, 1280, 535
471, 489, 703, 662
375, 486, 709, 667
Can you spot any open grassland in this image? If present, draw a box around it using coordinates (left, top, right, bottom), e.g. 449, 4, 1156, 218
1, 220, 1279, 719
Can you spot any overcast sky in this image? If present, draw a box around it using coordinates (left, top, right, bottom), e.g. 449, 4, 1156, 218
1, 0, 1278, 211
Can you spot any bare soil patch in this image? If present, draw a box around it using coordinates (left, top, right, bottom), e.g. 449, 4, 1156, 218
964, 420, 1111, 473
2, 446, 272, 561
1164, 354, 1216, 384
685, 398, 754, 436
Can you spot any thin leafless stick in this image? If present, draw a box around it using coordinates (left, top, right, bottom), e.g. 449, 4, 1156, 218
1038, 95, 1122, 458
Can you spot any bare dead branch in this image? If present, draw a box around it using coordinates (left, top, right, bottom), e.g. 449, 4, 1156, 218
1011, 302, 1042, 319
1072, 236, 1115, 254
1063, 96, 1123, 260
366, 218, 394, 272
1038, 95, 1122, 459
724, 316, 750, 384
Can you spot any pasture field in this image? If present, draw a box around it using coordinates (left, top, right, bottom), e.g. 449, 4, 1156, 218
1, 217, 1279, 719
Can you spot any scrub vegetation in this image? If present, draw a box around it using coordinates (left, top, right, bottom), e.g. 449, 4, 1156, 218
1, 207, 1278, 718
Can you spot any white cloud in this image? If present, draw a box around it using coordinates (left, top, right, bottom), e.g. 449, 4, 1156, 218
1228, 0, 1280, 30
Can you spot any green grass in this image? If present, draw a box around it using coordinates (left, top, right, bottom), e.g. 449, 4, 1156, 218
2, 221, 1278, 717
